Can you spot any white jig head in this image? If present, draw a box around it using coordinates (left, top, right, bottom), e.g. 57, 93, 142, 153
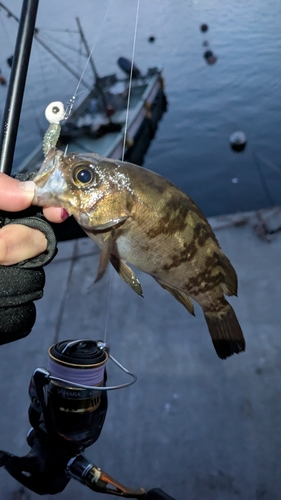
43, 101, 66, 157
45, 101, 65, 124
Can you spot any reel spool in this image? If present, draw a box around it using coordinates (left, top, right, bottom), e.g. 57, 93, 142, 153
46, 339, 108, 447
29, 339, 136, 449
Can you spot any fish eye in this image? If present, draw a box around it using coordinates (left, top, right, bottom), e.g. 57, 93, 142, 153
72, 164, 96, 187
77, 169, 92, 183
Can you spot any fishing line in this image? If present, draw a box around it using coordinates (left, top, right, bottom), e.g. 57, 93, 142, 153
103, 266, 113, 343
46, 339, 137, 391
64, 0, 114, 120
121, 0, 140, 161
53, 240, 80, 343
104, 0, 141, 340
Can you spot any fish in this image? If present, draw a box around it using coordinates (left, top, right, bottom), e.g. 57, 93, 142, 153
33, 148, 245, 359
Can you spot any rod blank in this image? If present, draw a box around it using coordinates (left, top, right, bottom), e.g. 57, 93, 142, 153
0, 0, 40, 175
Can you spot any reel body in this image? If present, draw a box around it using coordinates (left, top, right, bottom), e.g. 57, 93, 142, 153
32, 339, 109, 449
7, 339, 109, 494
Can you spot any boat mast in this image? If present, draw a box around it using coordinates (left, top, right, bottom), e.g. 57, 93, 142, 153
75, 17, 111, 118
0, 2, 92, 91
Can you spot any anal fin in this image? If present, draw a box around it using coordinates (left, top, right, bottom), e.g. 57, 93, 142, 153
155, 279, 195, 316
218, 253, 238, 296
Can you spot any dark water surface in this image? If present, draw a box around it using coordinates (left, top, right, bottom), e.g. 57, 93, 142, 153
0, 0, 280, 216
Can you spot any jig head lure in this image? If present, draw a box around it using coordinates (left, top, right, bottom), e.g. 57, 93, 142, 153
42, 101, 66, 157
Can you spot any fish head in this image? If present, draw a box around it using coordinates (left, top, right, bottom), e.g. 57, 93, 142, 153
33, 149, 133, 230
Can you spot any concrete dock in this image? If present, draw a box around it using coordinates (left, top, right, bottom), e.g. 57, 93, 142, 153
1, 208, 281, 500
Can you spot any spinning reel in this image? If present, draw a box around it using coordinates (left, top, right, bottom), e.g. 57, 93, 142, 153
0, 338, 175, 499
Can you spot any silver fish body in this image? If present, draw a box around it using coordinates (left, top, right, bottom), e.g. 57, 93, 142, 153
34, 149, 245, 359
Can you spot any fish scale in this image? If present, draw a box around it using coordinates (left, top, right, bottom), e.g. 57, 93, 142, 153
33, 148, 245, 360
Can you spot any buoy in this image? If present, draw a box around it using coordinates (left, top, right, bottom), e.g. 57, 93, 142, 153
229, 131, 247, 152
204, 50, 213, 59
200, 23, 208, 32
148, 36, 155, 43
203, 50, 217, 65
0, 76, 7, 86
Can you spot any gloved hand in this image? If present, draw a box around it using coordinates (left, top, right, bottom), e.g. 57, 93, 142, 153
0, 172, 57, 345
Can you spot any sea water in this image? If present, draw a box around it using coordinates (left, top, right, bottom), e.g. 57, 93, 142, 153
0, 0, 280, 216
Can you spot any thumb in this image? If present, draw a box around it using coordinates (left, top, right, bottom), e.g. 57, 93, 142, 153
0, 173, 35, 211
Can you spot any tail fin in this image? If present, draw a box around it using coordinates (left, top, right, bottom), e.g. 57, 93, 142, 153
204, 303, 245, 359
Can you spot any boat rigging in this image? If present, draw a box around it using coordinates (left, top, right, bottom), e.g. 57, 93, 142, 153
0, 1, 167, 175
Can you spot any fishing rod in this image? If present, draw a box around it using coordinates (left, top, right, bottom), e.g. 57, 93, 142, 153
0, 0, 39, 175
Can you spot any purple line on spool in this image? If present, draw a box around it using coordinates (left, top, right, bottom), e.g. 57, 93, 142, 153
47, 357, 105, 386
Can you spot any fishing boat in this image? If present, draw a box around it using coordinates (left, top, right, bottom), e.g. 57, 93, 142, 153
19, 59, 167, 172
0, 2, 167, 173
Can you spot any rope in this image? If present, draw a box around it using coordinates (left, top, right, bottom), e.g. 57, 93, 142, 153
39, 31, 85, 56
252, 150, 275, 206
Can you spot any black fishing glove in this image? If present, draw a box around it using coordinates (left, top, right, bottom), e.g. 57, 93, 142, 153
0, 172, 57, 345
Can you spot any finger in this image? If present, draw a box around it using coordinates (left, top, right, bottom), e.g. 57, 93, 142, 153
43, 206, 68, 223
0, 173, 35, 211
0, 224, 47, 265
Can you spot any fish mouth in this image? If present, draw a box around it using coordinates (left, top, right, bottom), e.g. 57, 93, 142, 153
74, 214, 130, 232
75, 213, 91, 228
35, 148, 61, 183
33, 149, 67, 207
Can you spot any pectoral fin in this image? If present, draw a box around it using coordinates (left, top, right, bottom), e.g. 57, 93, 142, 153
94, 234, 114, 283
154, 279, 195, 316
110, 255, 143, 297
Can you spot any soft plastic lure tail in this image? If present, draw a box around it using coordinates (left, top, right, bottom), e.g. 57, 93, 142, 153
42, 101, 66, 157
